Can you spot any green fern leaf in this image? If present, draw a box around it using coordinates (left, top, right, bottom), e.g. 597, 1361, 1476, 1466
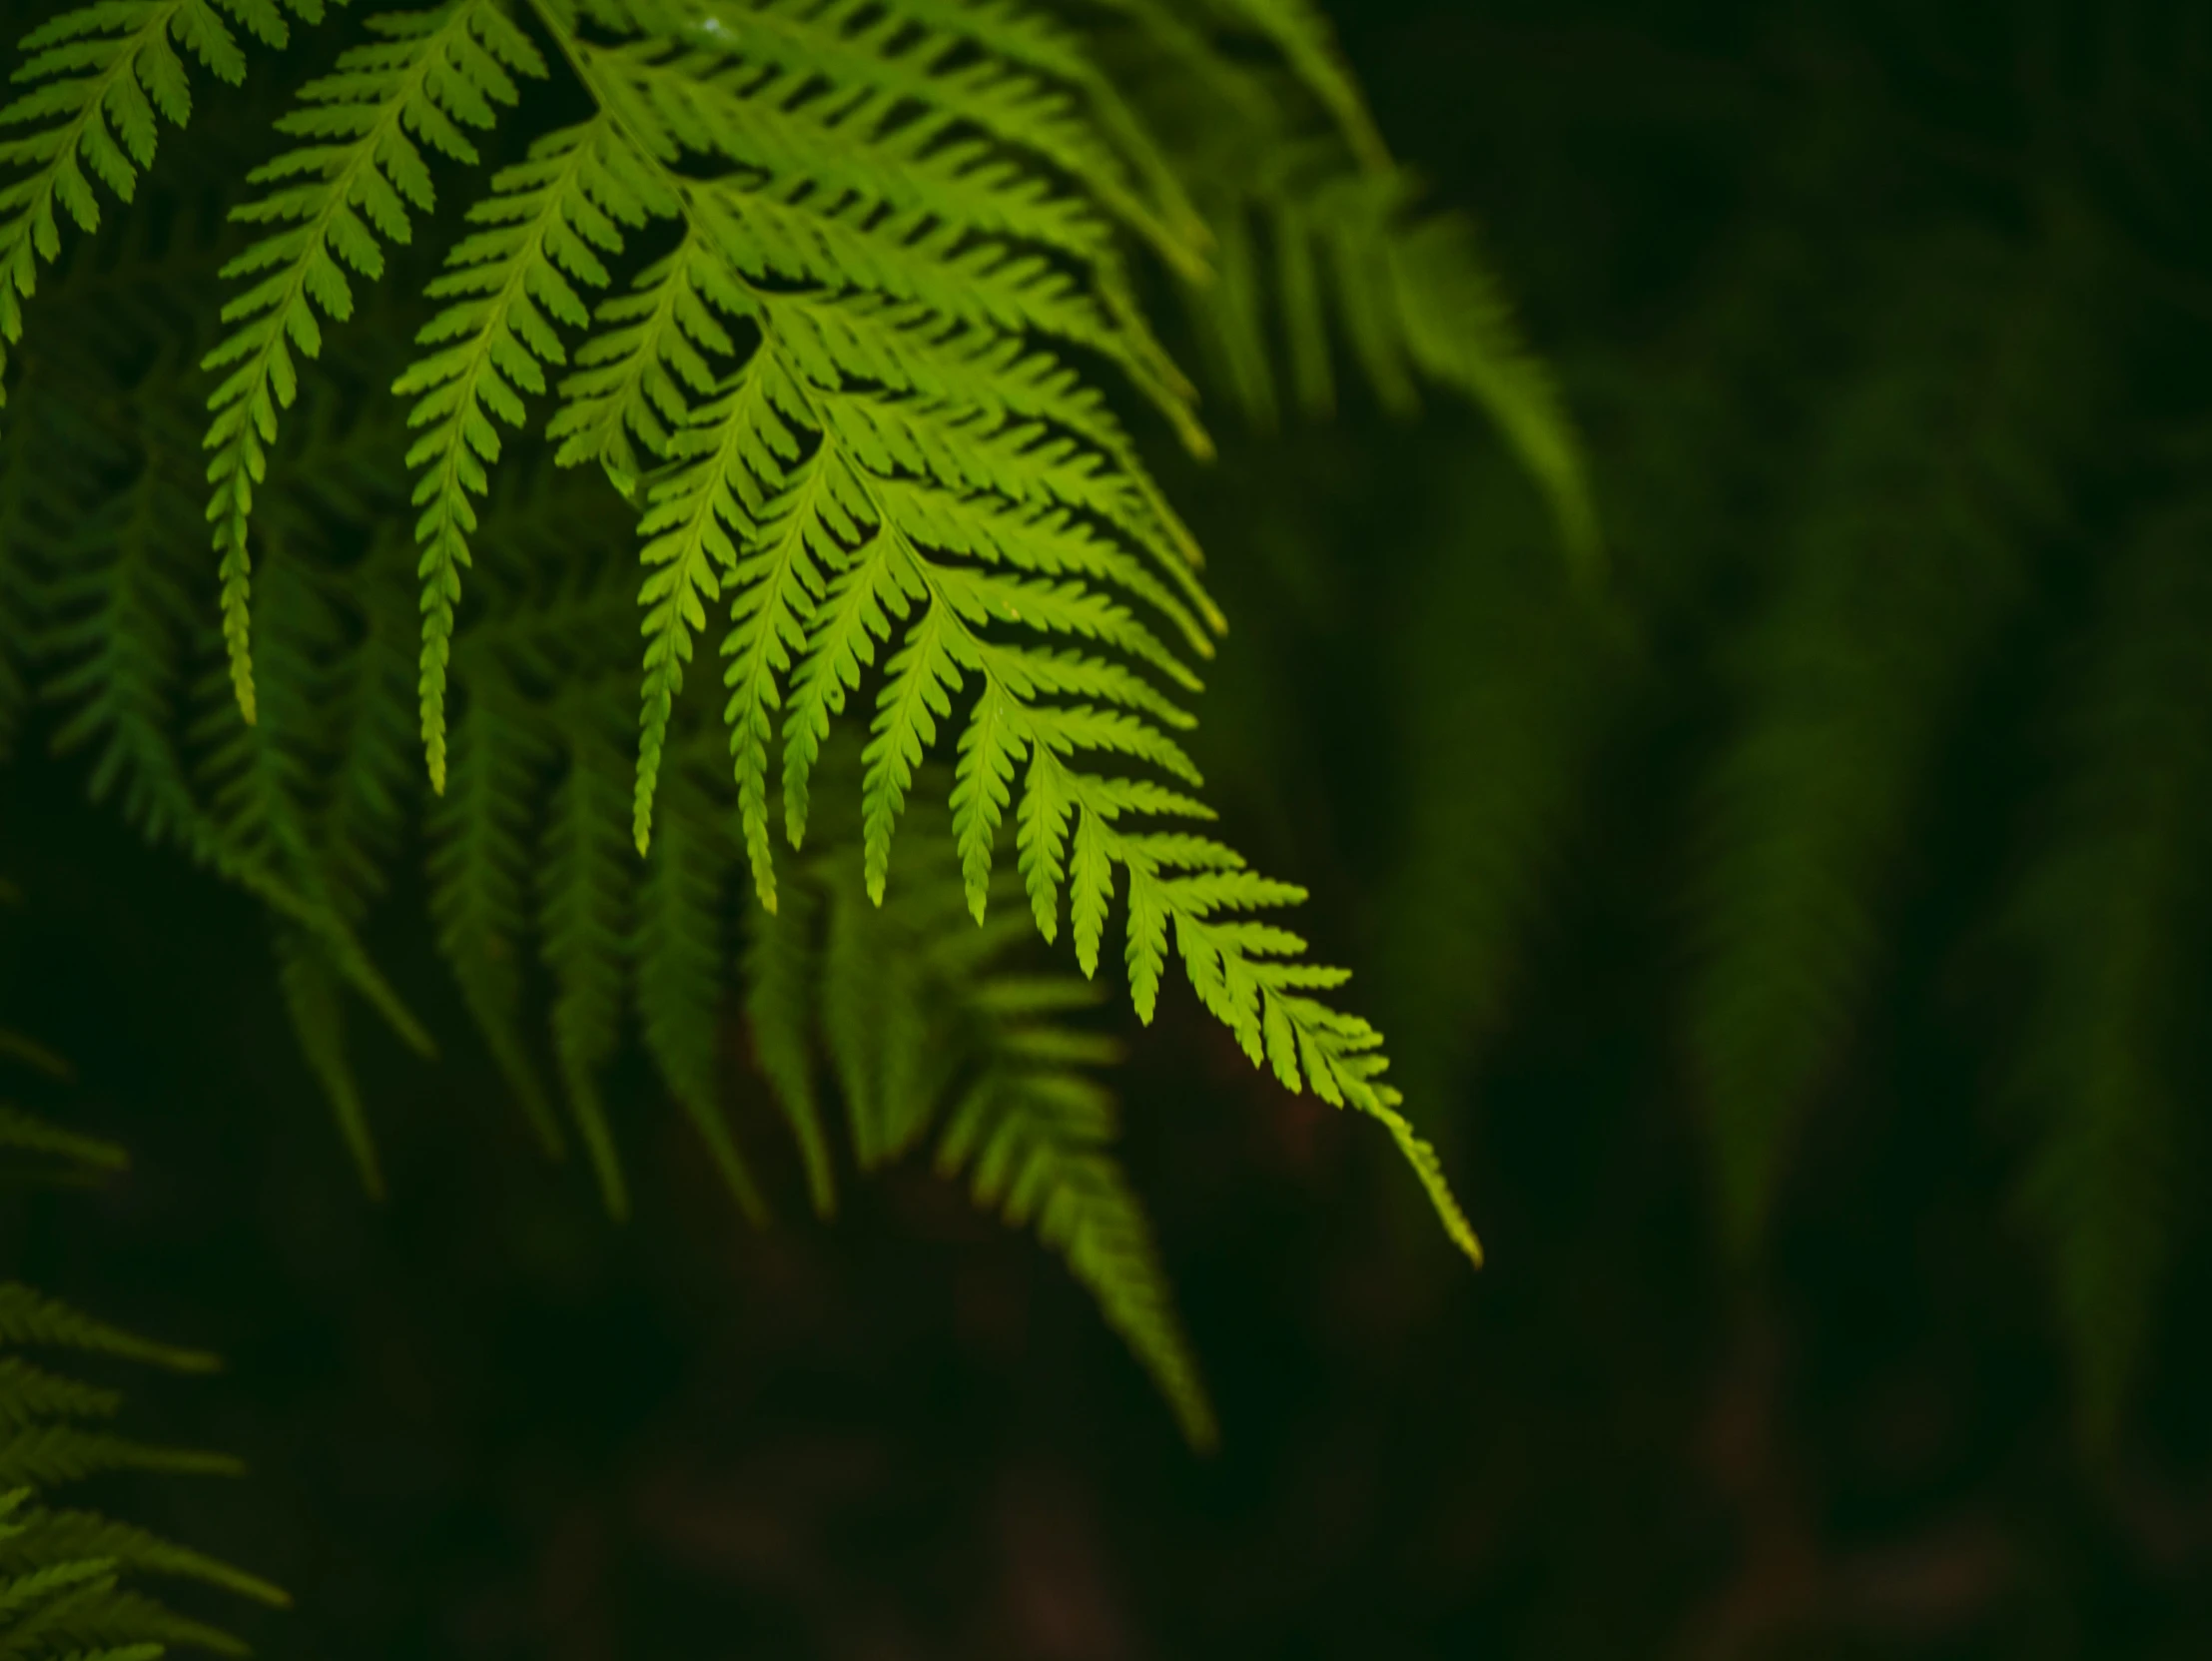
0, 0, 311, 395
0, 1424, 239, 1489
938, 1064, 1215, 1448
741, 870, 835, 1215
952, 676, 1022, 923
273, 924, 384, 1194
862, 591, 968, 905
0, 1361, 120, 1429
203, 0, 545, 724
0, 1509, 286, 1605
548, 223, 734, 490
428, 694, 565, 1157
636, 345, 801, 863
539, 719, 636, 1217
0, 1286, 217, 1375
719, 440, 853, 910
397, 112, 662, 791
635, 763, 768, 1221
1207, 0, 1387, 168
0, 1108, 126, 1176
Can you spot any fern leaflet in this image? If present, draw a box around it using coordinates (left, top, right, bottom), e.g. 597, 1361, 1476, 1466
0, 0, 323, 395
203, 0, 544, 723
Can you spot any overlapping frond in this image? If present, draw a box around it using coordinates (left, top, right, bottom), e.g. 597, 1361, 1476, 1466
398, 110, 662, 789
204, 0, 545, 721
749, 777, 1216, 1445
0, 0, 327, 396
1101, 0, 1598, 570
3, 0, 1502, 1437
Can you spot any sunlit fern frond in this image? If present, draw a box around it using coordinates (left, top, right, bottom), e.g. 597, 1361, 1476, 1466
6, 0, 1493, 1323
0, 0, 331, 395
204, 0, 548, 721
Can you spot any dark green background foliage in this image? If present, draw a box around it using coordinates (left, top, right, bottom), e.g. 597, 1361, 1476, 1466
3, 0, 2212, 1657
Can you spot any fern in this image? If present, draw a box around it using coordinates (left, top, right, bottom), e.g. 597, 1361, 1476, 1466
1103, 0, 1599, 571
0, 0, 1538, 1442
397, 109, 653, 791
1686, 223, 2110, 1252
0, 1010, 285, 1658
1373, 450, 1632, 1121
0, 0, 325, 397
204, 0, 545, 721
0, 1297, 285, 1656
1998, 482, 2212, 1446
752, 771, 1216, 1445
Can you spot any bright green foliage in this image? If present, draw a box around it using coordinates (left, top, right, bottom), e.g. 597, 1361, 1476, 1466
204, 0, 546, 723
0, 0, 1603, 1438
398, 111, 657, 791
0, 0, 326, 398
0, 1022, 286, 1658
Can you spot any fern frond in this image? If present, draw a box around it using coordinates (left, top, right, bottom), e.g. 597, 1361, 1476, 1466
428, 691, 565, 1155
884, 0, 1206, 257
1101, 1, 1598, 568
0, 1424, 239, 1489
1688, 227, 2108, 1252
308, 531, 420, 922
1388, 209, 1601, 575
187, 552, 435, 1149
0, 1574, 252, 1656
538, 713, 637, 1216
203, 0, 546, 723
1201, 0, 1387, 169
741, 857, 834, 1214
749, 775, 1216, 1441
41, 388, 215, 849
0, 1285, 217, 1374
547, 220, 734, 490
634, 761, 768, 1220
0, 0, 320, 395
639, 338, 802, 864
939, 1063, 1214, 1448
750, 447, 1476, 1251
397, 111, 662, 791
0, 1361, 121, 1428
1374, 454, 1630, 1115
2000, 488, 2212, 1447
5, 0, 1489, 1326
0, 1508, 287, 1605
684, 0, 1203, 274
273, 921, 383, 1193
716, 430, 842, 908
